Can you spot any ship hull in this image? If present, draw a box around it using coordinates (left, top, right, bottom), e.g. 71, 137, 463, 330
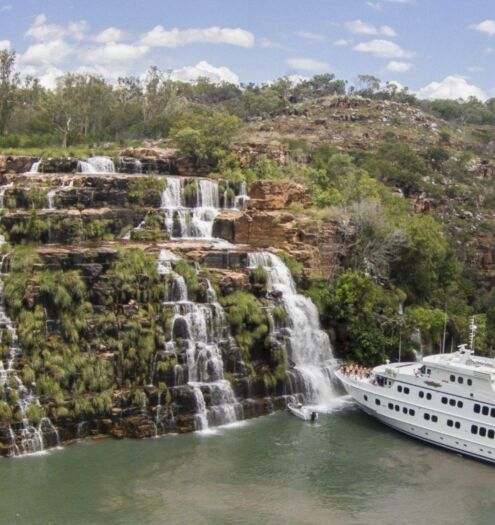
337, 371, 495, 466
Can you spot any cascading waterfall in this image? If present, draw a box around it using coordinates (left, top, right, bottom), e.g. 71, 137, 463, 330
160, 178, 246, 240
0, 264, 58, 455
77, 160, 96, 173
28, 161, 41, 173
156, 249, 243, 430
234, 182, 250, 209
86, 156, 115, 173
248, 252, 337, 405
45, 189, 57, 210
0, 182, 13, 209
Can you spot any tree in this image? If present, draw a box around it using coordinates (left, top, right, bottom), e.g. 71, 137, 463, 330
0, 49, 19, 135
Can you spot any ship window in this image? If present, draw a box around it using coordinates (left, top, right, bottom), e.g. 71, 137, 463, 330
419, 391, 424, 398
480, 427, 487, 437
426, 393, 432, 400
432, 415, 438, 423
424, 413, 430, 421
489, 430, 495, 439
395, 405, 400, 411
471, 425, 478, 434
364, 395, 368, 401
491, 408, 495, 418
402, 407, 407, 414
427, 369, 431, 375
419, 366, 426, 374
482, 406, 489, 416
458, 377, 464, 384
450, 375, 456, 382
388, 403, 393, 410
409, 409, 415, 416
455, 422, 461, 429
397, 385, 402, 393
375, 399, 381, 406
404, 387, 410, 394
441, 397, 448, 404
467, 379, 472, 386
449, 399, 456, 407
457, 401, 463, 408
474, 404, 481, 414
447, 419, 453, 427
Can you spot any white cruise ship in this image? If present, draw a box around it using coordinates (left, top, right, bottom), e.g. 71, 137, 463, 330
336, 337, 495, 464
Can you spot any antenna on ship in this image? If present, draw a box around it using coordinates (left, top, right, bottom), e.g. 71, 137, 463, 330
469, 316, 477, 353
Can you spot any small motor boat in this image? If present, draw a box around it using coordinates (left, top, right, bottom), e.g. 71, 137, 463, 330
287, 403, 318, 422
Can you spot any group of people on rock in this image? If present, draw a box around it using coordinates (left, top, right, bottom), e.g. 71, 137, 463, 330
340, 364, 373, 379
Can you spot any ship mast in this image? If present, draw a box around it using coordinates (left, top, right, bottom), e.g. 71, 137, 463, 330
469, 316, 477, 353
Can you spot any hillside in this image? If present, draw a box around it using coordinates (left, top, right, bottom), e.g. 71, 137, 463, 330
0, 85, 495, 456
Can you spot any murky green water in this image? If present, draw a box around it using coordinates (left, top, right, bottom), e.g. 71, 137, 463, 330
1, 397, 494, 525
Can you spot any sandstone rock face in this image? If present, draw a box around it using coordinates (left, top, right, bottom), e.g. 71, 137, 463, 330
246, 180, 310, 210
213, 209, 348, 276
0, 155, 34, 174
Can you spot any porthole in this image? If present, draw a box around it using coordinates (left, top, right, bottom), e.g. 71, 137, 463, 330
457, 401, 463, 408
424, 413, 430, 421
388, 402, 393, 410
426, 393, 432, 400
375, 399, 381, 406
480, 427, 487, 437
450, 375, 456, 382
483, 406, 489, 416
447, 419, 453, 427
471, 425, 478, 434
404, 387, 410, 395
449, 399, 456, 407
432, 415, 438, 423
397, 385, 403, 393
467, 379, 472, 386
364, 395, 368, 401
409, 409, 415, 416
402, 407, 408, 414
441, 397, 448, 405
455, 422, 461, 429
458, 377, 464, 384
474, 404, 481, 414
419, 391, 424, 398
489, 430, 495, 439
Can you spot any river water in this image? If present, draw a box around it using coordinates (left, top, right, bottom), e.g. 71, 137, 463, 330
1, 397, 494, 525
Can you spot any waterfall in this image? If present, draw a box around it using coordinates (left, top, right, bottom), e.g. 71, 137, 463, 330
45, 189, 57, 210
86, 156, 115, 173
156, 250, 243, 430
248, 252, 336, 404
29, 161, 41, 173
160, 177, 246, 241
77, 161, 97, 173
234, 182, 250, 209
0, 182, 13, 209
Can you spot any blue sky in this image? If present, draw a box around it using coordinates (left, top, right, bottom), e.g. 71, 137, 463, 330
0, 0, 494, 99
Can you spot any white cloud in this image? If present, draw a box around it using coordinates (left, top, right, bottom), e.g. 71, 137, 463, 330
92, 27, 126, 44
380, 25, 397, 37
334, 39, 352, 47
295, 31, 325, 42
286, 57, 331, 72
20, 40, 73, 65
79, 43, 149, 64
366, 2, 383, 10
0, 4, 12, 12
0, 40, 11, 50
346, 19, 397, 37
467, 66, 483, 73
26, 14, 87, 42
171, 61, 239, 84
141, 26, 254, 48
417, 75, 487, 101
386, 60, 413, 72
354, 39, 413, 58
470, 20, 495, 36
18, 64, 64, 89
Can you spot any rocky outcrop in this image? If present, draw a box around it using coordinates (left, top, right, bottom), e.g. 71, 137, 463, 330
246, 180, 310, 210
0, 155, 34, 174
213, 209, 348, 276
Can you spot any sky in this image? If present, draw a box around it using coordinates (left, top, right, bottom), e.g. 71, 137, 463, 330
0, 0, 494, 100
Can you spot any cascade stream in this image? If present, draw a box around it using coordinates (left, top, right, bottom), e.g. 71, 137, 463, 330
248, 252, 337, 404
156, 249, 243, 430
